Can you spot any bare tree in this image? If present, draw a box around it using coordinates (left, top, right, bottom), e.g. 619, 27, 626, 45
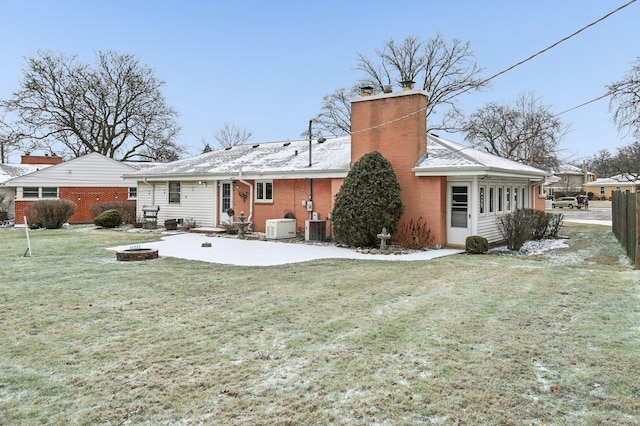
0, 50, 181, 161
313, 34, 487, 136
463, 92, 566, 170
311, 86, 357, 137
213, 122, 252, 148
608, 57, 640, 139
589, 149, 617, 178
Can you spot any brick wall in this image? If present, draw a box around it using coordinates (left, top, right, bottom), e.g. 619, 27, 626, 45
232, 178, 343, 235
351, 91, 447, 245
14, 187, 134, 224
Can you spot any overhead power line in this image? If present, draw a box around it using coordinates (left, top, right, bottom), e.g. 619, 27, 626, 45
480, 0, 637, 86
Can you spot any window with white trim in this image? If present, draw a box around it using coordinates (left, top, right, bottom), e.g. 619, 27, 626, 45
489, 187, 495, 213
255, 180, 273, 202
168, 181, 181, 204
22, 187, 39, 199
41, 187, 58, 198
128, 187, 137, 199
498, 187, 503, 212
479, 186, 486, 214
599, 186, 605, 195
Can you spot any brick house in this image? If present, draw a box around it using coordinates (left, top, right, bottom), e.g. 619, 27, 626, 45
125, 88, 550, 246
4, 152, 147, 225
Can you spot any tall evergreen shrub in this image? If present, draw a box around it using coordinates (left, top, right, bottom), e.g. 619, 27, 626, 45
332, 151, 404, 247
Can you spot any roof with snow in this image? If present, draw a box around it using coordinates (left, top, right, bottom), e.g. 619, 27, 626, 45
550, 163, 594, 176
413, 135, 548, 178
124, 134, 548, 181
0, 164, 51, 185
584, 174, 640, 186
124, 136, 352, 180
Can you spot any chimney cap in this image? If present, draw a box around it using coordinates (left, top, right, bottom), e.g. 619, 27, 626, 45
360, 86, 374, 96
400, 80, 416, 91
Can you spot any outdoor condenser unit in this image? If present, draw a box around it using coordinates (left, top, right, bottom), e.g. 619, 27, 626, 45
305, 220, 326, 241
265, 219, 296, 239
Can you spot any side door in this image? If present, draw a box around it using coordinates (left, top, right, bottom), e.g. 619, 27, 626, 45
447, 182, 471, 246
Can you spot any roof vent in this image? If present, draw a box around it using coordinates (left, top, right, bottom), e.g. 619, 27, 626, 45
252, 144, 259, 148
283, 142, 291, 146
383, 84, 393, 94
317, 137, 326, 144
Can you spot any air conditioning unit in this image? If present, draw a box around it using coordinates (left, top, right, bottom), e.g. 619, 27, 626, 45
265, 219, 296, 239
305, 220, 326, 241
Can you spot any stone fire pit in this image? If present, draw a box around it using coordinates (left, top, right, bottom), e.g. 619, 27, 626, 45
116, 246, 159, 261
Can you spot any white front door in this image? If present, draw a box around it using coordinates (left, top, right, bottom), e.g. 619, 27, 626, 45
447, 183, 471, 246
219, 181, 233, 223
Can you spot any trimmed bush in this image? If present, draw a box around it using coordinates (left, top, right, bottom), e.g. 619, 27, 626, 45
93, 209, 122, 228
332, 151, 403, 247
90, 201, 136, 224
25, 199, 76, 229
465, 235, 489, 254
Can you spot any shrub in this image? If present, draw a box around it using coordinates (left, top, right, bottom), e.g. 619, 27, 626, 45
332, 151, 403, 247
90, 201, 136, 224
530, 209, 550, 240
546, 212, 564, 238
397, 217, 434, 249
25, 199, 76, 229
465, 235, 489, 254
93, 209, 122, 228
496, 209, 536, 251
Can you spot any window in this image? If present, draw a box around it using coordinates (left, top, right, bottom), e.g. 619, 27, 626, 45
256, 180, 273, 202
22, 187, 39, 198
479, 186, 485, 214
498, 187, 503, 212
128, 187, 137, 199
41, 187, 58, 198
168, 181, 181, 204
600, 186, 605, 195
506, 187, 511, 211
521, 188, 526, 208
488, 187, 495, 213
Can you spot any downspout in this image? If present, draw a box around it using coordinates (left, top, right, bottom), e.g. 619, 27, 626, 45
142, 177, 155, 205
237, 167, 254, 230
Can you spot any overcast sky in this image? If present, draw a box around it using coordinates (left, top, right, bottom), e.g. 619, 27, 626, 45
1, 0, 637, 164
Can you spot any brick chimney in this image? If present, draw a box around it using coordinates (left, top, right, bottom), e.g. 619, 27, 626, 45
350, 89, 428, 169
350, 88, 447, 246
21, 153, 63, 165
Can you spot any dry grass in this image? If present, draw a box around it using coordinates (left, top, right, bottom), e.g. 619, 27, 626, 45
0, 224, 639, 425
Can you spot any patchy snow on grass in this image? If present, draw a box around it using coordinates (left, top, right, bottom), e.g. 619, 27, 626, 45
489, 238, 569, 256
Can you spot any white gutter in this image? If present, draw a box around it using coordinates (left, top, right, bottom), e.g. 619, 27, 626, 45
237, 167, 254, 230
142, 177, 155, 205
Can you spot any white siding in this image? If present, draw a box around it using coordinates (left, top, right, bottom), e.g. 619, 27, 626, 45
6, 153, 136, 188
136, 180, 218, 227
474, 178, 532, 244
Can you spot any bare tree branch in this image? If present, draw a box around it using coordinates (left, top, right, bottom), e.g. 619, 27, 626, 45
0, 50, 181, 161
213, 122, 252, 148
463, 92, 566, 170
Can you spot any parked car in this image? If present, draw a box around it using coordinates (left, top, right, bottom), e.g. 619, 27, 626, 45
552, 196, 581, 209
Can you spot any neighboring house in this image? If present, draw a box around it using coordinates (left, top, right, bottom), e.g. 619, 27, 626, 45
584, 174, 639, 200
125, 88, 550, 246
0, 154, 58, 221
4, 152, 155, 225
547, 163, 596, 199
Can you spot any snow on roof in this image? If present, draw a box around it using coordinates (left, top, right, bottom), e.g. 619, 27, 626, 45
0, 164, 51, 184
584, 174, 640, 186
125, 133, 548, 180
550, 163, 594, 175
414, 134, 548, 177
125, 136, 352, 178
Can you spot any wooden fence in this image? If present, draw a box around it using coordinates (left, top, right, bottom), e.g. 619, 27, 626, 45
611, 191, 639, 269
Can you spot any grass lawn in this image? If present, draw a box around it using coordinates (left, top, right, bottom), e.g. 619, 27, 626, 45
1, 224, 639, 425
